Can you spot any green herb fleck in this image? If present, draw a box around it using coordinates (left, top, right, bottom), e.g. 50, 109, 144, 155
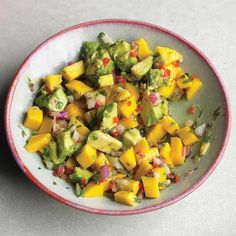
53, 181, 57, 185
213, 107, 221, 120
135, 196, 141, 203
26, 76, 35, 92
66, 186, 70, 189
182, 77, 193, 84
38, 167, 42, 170
203, 135, 210, 143
21, 129, 27, 138
99, 90, 108, 96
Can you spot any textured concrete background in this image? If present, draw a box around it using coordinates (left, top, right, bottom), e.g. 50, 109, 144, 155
0, 0, 235, 235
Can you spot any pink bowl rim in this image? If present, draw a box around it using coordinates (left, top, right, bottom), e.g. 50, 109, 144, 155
4, 19, 231, 216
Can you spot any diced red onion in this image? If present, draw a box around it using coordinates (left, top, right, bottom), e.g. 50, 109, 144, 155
100, 164, 110, 180
112, 69, 116, 80
185, 146, 192, 158
116, 179, 130, 190
111, 182, 118, 192
70, 124, 76, 132
67, 61, 74, 66
96, 94, 106, 106
153, 171, 160, 179
107, 156, 123, 169
67, 95, 74, 103
148, 92, 161, 106
185, 119, 194, 127
45, 161, 54, 170
195, 123, 206, 137
56, 111, 68, 120
72, 130, 80, 143
76, 183, 82, 196
153, 157, 162, 166
53, 165, 65, 177
163, 164, 171, 175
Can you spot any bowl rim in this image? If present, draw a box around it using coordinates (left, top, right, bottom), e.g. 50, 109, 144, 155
4, 19, 231, 216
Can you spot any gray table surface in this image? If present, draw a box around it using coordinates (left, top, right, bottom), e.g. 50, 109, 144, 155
1, 0, 235, 235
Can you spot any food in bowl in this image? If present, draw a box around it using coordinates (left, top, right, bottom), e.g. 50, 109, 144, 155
22, 32, 210, 207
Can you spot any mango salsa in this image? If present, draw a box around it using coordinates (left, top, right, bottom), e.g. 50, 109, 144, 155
23, 32, 206, 208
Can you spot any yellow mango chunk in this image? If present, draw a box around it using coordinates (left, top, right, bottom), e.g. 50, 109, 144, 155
119, 147, 137, 171
164, 64, 184, 80
62, 60, 85, 81
176, 74, 193, 89
146, 123, 167, 143
66, 80, 93, 99
76, 144, 97, 169
141, 176, 160, 198
158, 79, 176, 98
65, 102, 84, 119
98, 74, 114, 87
159, 142, 173, 167
136, 38, 153, 60
200, 141, 210, 156
44, 74, 62, 92
83, 182, 104, 198
170, 137, 185, 166
125, 83, 140, 101
177, 126, 199, 146
133, 160, 153, 180
159, 115, 179, 135
69, 117, 90, 136
119, 115, 138, 129
116, 179, 140, 194
153, 167, 166, 183
93, 153, 109, 171
65, 157, 78, 170
118, 95, 136, 118
186, 78, 203, 100
25, 134, 52, 153
38, 116, 53, 134
134, 138, 150, 164
114, 191, 137, 207
156, 46, 183, 65
24, 106, 43, 130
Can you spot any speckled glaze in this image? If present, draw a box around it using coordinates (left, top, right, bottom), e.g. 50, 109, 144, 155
5, 19, 231, 215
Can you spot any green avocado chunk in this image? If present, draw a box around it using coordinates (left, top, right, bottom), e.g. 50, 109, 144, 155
131, 56, 153, 80
122, 128, 142, 147
81, 41, 100, 62
57, 131, 79, 162
70, 167, 93, 182
100, 103, 118, 131
108, 40, 131, 59
34, 87, 68, 112
115, 51, 138, 72
87, 130, 122, 154
140, 97, 168, 127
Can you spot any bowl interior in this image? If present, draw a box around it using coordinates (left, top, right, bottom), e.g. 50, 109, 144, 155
6, 20, 229, 215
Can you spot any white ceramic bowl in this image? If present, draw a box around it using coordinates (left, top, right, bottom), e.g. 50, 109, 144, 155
5, 19, 230, 215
